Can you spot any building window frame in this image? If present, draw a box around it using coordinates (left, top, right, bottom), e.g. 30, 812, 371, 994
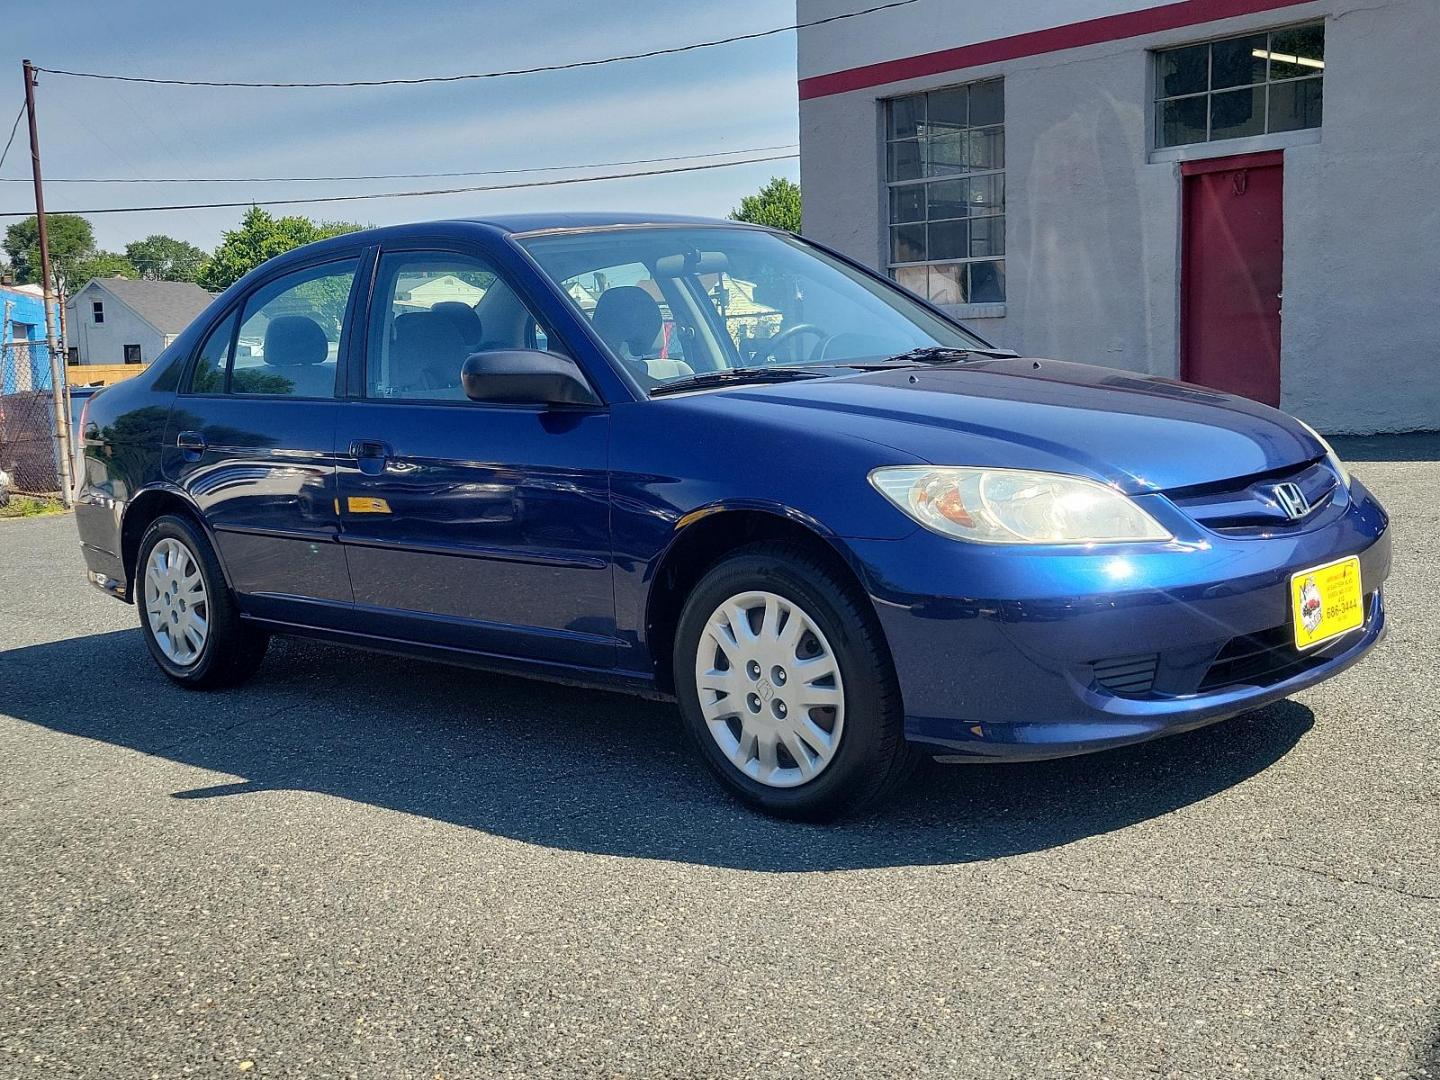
123, 344, 143, 365
1154, 21, 1324, 150
91, 300, 104, 324
884, 77, 1006, 308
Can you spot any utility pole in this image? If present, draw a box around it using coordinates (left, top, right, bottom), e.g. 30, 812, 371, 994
22, 59, 74, 507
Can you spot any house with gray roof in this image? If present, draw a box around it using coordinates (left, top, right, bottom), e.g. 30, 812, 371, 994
64, 278, 213, 367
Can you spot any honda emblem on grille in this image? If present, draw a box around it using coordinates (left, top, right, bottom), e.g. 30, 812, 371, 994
1272, 482, 1312, 520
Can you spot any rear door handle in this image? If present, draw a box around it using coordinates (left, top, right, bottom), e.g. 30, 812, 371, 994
349, 439, 393, 475
176, 430, 206, 460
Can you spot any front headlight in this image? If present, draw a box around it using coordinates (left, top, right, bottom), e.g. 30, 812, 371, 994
1296, 419, 1351, 488
869, 466, 1172, 545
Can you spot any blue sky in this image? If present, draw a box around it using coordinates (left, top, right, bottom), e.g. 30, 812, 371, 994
1, 0, 801, 252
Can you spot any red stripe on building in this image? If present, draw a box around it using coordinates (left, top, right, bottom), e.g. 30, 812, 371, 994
798, 0, 1316, 99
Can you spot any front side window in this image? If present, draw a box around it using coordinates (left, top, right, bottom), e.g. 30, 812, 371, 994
365, 251, 561, 401
520, 225, 987, 388
885, 78, 1005, 306
230, 259, 357, 397
1155, 23, 1324, 148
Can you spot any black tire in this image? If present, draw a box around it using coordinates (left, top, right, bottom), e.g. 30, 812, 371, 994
673, 541, 916, 820
135, 513, 269, 689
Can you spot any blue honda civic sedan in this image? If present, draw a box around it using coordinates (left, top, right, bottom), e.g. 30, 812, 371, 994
73, 214, 1390, 818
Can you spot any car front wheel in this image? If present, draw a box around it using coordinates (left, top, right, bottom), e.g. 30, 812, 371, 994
673, 542, 914, 820
136, 514, 268, 689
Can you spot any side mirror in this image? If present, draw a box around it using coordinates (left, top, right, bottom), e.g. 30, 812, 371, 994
460, 349, 599, 407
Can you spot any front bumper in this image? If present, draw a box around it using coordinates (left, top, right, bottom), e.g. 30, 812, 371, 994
848, 477, 1392, 761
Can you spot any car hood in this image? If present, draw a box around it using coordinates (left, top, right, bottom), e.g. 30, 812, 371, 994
703, 358, 1324, 493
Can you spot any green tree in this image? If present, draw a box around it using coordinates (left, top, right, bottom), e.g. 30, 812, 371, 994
199, 207, 363, 292
125, 234, 209, 282
2, 214, 98, 293
728, 177, 802, 233
66, 250, 137, 284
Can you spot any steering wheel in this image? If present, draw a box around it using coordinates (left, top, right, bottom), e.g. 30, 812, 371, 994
757, 323, 831, 363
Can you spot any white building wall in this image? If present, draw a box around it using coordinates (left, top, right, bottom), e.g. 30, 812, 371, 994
66, 282, 168, 366
798, 0, 1440, 432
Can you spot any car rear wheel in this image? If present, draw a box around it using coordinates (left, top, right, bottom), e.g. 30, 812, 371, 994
673, 542, 914, 820
136, 514, 268, 689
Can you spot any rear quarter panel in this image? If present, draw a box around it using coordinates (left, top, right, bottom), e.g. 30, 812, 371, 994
73, 318, 211, 595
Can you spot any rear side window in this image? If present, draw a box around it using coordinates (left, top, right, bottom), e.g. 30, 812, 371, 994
186, 260, 358, 397
233, 260, 357, 397
189, 312, 236, 393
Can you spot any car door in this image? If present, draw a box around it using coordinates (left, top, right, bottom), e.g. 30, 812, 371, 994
164, 253, 363, 622
333, 244, 615, 669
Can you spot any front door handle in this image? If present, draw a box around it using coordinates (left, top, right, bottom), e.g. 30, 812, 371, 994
349, 439, 393, 475
176, 430, 206, 461
349, 439, 393, 459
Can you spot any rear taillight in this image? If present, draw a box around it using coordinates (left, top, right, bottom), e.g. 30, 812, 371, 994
73, 395, 92, 497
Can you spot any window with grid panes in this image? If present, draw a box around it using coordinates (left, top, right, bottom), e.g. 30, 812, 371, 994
885, 78, 1005, 305
1155, 23, 1323, 148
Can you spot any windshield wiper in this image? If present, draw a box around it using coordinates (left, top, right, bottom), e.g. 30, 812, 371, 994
649, 366, 830, 396
876, 345, 1017, 365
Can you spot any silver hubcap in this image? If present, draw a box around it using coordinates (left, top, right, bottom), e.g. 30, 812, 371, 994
694, 590, 845, 789
144, 537, 209, 667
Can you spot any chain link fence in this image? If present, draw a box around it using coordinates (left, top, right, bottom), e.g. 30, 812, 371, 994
0, 317, 68, 507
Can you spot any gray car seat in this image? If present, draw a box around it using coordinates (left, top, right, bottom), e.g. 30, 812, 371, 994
591, 286, 693, 380
259, 316, 335, 397
391, 311, 469, 394
432, 302, 484, 350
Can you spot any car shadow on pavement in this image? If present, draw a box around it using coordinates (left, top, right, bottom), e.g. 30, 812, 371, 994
1, 628, 1315, 871
1422, 1027, 1440, 1075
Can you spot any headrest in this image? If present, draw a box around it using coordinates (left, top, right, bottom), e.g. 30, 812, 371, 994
392, 311, 468, 366
263, 316, 328, 367
592, 286, 662, 358
431, 301, 483, 346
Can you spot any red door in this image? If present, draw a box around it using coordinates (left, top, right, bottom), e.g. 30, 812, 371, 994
1180, 151, 1284, 406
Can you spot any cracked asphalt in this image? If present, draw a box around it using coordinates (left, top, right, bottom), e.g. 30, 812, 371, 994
2, 435, 1437, 1079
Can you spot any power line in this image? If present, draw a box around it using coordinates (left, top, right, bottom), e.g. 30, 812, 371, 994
0, 102, 24, 172
0, 142, 799, 184
33, 0, 922, 88
0, 151, 798, 217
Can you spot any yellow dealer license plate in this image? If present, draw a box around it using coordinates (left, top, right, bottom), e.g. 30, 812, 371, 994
1291, 555, 1364, 650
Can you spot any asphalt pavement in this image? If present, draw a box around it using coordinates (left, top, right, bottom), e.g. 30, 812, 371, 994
1, 435, 1437, 1079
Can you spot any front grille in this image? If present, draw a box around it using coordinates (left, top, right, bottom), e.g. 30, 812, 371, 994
1198, 592, 1374, 692
1167, 459, 1340, 536
1093, 653, 1159, 697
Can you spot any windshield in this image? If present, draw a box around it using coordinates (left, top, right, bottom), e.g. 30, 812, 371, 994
516, 226, 987, 389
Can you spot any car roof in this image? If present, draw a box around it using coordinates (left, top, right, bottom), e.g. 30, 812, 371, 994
255, 213, 774, 275
458, 211, 749, 235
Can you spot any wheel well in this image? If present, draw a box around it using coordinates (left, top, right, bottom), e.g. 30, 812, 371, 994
120, 490, 204, 598
645, 510, 870, 694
